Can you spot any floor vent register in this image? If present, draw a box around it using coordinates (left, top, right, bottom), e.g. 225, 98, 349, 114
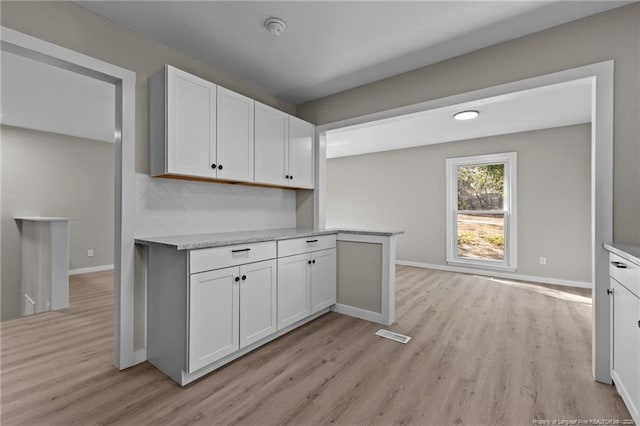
375, 329, 412, 344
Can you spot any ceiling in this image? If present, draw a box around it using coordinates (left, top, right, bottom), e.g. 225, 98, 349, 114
326, 78, 592, 159
75, 1, 630, 104
1, 51, 115, 143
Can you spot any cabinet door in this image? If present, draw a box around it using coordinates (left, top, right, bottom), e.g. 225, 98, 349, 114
311, 248, 337, 313
288, 116, 315, 189
255, 102, 288, 186
611, 278, 640, 421
217, 87, 254, 182
277, 253, 311, 329
240, 259, 277, 348
189, 266, 239, 373
167, 66, 216, 178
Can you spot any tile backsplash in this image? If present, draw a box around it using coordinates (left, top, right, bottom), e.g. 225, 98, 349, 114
136, 174, 296, 237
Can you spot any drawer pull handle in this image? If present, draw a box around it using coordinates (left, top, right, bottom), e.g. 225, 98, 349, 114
232, 248, 251, 253
611, 261, 627, 269
306, 239, 319, 243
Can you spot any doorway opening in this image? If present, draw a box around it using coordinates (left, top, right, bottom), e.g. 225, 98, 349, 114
0, 27, 136, 369
315, 62, 613, 383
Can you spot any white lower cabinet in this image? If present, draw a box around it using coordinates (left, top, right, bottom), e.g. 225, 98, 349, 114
277, 253, 312, 329
277, 246, 337, 330
240, 260, 277, 349
189, 266, 239, 373
609, 252, 640, 424
189, 259, 276, 373
147, 237, 336, 386
611, 279, 640, 422
311, 249, 337, 313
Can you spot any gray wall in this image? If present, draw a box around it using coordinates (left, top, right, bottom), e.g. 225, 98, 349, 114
326, 125, 591, 283
1, 126, 115, 320
300, 3, 640, 245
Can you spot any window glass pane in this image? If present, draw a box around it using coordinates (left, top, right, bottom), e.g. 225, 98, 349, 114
456, 212, 505, 261
456, 164, 504, 211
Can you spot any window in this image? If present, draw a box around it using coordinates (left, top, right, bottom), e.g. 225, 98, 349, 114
446, 152, 517, 270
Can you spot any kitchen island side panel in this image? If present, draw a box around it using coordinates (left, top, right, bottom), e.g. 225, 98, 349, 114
147, 245, 189, 383
337, 241, 383, 313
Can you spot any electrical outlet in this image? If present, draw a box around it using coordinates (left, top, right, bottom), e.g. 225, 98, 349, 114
88, 249, 94, 257
539, 256, 546, 265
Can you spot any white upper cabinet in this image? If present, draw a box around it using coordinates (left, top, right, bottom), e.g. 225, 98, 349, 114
150, 65, 217, 178
216, 87, 255, 183
288, 116, 315, 189
150, 65, 314, 189
254, 102, 288, 187
255, 103, 315, 189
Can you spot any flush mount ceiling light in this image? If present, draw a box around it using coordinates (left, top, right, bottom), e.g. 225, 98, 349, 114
453, 110, 480, 121
264, 17, 287, 36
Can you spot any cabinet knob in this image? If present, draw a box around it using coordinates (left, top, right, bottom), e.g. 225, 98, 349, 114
308, 260, 312, 265
285, 175, 290, 179
234, 276, 240, 282
290, 175, 293, 179
211, 163, 216, 169
218, 164, 223, 170
607, 289, 613, 295
312, 259, 316, 264
241, 275, 247, 281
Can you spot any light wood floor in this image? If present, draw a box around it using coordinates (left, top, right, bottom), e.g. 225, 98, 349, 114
1, 267, 631, 425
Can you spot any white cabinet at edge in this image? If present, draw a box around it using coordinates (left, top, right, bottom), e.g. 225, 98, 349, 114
608, 252, 640, 424
255, 102, 315, 189
149, 65, 254, 183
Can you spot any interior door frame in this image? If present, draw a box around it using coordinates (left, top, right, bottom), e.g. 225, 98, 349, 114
1, 27, 137, 369
315, 61, 614, 383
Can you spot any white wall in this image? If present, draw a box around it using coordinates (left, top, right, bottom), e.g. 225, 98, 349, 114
327, 124, 591, 283
1, 126, 115, 320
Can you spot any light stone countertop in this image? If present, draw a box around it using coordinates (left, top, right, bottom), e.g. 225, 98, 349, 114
604, 243, 640, 265
135, 228, 404, 250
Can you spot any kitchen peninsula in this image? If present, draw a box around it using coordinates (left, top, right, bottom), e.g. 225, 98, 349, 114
136, 227, 402, 385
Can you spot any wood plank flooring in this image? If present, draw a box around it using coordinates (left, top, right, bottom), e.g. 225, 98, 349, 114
1, 266, 631, 425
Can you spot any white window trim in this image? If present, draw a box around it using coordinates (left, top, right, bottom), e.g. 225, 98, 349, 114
445, 152, 517, 271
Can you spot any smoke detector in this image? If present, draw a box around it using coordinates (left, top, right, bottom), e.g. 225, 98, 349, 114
264, 17, 287, 36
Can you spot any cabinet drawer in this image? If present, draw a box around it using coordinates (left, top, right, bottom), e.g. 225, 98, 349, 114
278, 234, 336, 258
610, 253, 640, 298
190, 241, 276, 274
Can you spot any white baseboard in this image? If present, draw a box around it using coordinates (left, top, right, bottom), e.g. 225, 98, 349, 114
332, 303, 385, 324
69, 264, 114, 276
133, 349, 147, 365
396, 260, 592, 289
